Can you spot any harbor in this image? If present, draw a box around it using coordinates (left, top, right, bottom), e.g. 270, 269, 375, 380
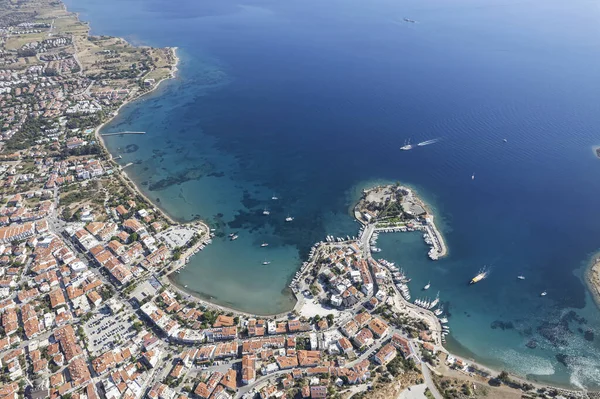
288, 183, 450, 345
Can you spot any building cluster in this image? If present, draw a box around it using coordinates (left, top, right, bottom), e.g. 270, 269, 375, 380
312, 243, 389, 309
0, 2, 451, 399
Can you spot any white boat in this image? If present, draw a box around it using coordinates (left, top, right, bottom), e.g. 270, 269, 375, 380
230, 235, 239, 241
263, 208, 270, 215
400, 138, 414, 151
434, 308, 443, 316
429, 292, 440, 309
517, 275, 525, 280
503, 138, 508, 143
272, 196, 279, 200
263, 260, 271, 265
423, 281, 431, 290
261, 243, 269, 247
541, 291, 547, 296
285, 216, 294, 222
471, 173, 475, 180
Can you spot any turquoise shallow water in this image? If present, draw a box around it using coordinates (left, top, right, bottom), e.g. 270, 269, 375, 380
66, 0, 600, 388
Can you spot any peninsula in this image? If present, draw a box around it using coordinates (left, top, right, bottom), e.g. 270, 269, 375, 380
0, 0, 591, 398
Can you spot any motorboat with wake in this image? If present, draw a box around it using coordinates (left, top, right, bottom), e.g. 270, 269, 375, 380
469, 266, 488, 285
400, 138, 414, 151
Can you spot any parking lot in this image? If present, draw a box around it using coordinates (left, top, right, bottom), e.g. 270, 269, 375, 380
157, 226, 196, 249
84, 308, 136, 355
130, 278, 161, 304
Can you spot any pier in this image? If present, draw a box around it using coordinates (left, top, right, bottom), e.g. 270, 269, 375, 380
101, 131, 146, 136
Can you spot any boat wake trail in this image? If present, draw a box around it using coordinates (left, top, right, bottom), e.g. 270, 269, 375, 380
417, 137, 441, 147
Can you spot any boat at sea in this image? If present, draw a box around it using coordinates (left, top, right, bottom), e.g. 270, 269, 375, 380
400, 138, 414, 150
230, 234, 239, 241
261, 243, 269, 247
403, 17, 416, 23
471, 173, 475, 180
285, 215, 294, 222
469, 267, 488, 285
423, 281, 431, 290
541, 291, 547, 296
263, 260, 271, 265
272, 196, 279, 200
517, 275, 525, 280
263, 208, 270, 215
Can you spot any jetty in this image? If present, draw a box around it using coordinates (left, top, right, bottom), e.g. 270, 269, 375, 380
101, 131, 146, 136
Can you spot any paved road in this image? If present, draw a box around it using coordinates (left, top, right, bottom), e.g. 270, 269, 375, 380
420, 362, 443, 399
397, 383, 427, 399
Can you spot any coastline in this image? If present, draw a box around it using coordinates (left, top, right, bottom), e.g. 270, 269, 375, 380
93, 47, 186, 227
64, 4, 591, 391
585, 250, 600, 310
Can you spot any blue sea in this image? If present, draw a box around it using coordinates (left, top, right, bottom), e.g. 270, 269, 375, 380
66, 0, 600, 388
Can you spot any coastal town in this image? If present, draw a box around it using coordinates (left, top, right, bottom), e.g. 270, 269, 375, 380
0, 0, 594, 399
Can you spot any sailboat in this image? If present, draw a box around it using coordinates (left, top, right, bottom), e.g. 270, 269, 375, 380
423, 281, 431, 290
517, 275, 525, 280
261, 243, 269, 247
540, 291, 547, 296
263, 208, 270, 215
285, 215, 294, 222
262, 260, 271, 265
271, 195, 279, 200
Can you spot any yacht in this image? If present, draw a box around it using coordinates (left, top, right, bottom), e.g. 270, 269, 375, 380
272, 196, 279, 200
503, 138, 508, 143
517, 275, 525, 280
263, 260, 271, 265
263, 208, 270, 215
261, 243, 269, 247
230, 235, 239, 241
429, 292, 440, 308
285, 216, 294, 222
471, 173, 475, 180
541, 291, 547, 296
470, 267, 488, 285
423, 281, 431, 290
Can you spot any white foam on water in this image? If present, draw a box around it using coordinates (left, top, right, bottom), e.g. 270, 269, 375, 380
567, 356, 600, 390
494, 349, 556, 376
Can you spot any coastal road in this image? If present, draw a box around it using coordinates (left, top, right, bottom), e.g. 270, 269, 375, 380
359, 224, 376, 258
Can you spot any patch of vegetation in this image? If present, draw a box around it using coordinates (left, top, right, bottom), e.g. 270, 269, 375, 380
4, 117, 45, 151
